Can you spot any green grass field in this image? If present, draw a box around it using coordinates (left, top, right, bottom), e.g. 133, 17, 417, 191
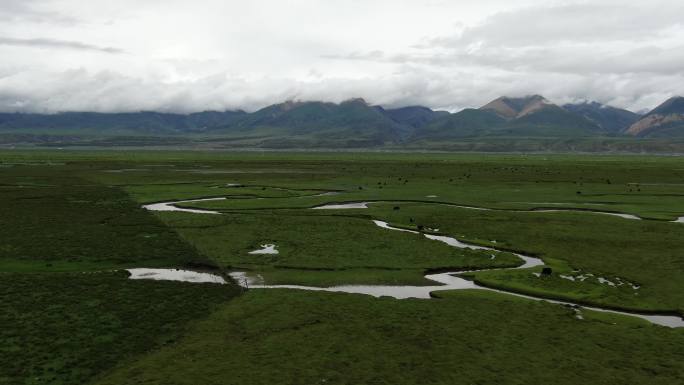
0, 271, 241, 385
95, 290, 684, 385
2, 150, 684, 384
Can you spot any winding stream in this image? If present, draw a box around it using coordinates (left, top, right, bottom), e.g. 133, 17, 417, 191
143, 197, 225, 214
138, 195, 684, 328
313, 202, 370, 209
314, 201, 645, 219
141, 194, 660, 221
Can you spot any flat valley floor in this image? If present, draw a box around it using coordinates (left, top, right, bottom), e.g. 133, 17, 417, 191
2, 151, 684, 384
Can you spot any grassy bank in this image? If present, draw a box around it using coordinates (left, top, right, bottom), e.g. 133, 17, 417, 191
3, 150, 684, 384
95, 289, 684, 385
0, 271, 240, 385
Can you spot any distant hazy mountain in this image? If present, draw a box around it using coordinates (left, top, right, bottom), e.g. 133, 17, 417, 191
410, 109, 506, 139
382, 106, 450, 129
217, 98, 411, 147
483, 95, 601, 135
0, 99, 412, 147
507, 101, 600, 135
480, 95, 554, 119
3, 95, 684, 148
626, 97, 684, 137
0, 110, 247, 135
230, 99, 397, 132
563, 102, 641, 133
414, 95, 601, 139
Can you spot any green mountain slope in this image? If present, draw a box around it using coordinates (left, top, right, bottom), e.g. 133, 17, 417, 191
563, 102, 640, 133
508, 104, 603, 137
0, 110, 247, 135
3, 95, 683, 148
417, 96, 603, 139
382, 106, 450, 128
412, 109, 507, 139
209, 99, 412, 147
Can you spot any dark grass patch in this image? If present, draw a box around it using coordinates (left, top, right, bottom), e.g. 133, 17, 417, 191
0, 271, 240, 385
0, 166, 204, 270
95, 289, 684, 385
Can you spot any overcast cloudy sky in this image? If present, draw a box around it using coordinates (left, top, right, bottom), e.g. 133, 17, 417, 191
0, 0, 682, 113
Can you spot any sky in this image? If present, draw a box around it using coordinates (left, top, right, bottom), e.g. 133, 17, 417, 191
0, 0, 682, 114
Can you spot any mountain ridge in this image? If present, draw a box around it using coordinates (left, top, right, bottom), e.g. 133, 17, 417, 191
2, 95, 683, 148
626, 97, 684, 137
563, 101, 641, 133
480, 95, 554, 119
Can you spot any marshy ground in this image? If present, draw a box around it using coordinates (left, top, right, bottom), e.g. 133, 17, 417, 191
2, 151, 684, 384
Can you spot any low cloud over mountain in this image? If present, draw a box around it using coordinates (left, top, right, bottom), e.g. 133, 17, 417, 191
0, 1, 683, 114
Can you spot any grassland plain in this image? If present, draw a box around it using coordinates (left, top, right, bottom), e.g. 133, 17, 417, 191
0, 159, 242, 385
156, 210, 521, 284
0, 165, 207, 271
370, 203, 684, 314
3, 150, 684, 384
107, 153, 684, 314
95, 290, 684, 385
0, 272, 241, 385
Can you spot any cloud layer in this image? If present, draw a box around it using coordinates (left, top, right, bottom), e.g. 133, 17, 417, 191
0, 37, 123, 53
0, 0, 682, 113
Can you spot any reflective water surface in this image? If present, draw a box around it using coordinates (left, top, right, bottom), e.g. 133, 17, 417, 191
143, 197, 225, 214
249, 244, 279, 255
127, 268, 226, 284
312, 202, 370, 209
135, 197, 684, 328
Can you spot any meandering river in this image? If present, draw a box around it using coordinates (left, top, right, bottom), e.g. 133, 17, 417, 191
135, 195, 684, 328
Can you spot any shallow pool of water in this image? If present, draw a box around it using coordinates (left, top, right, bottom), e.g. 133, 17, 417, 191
249, 244, 279, 255
127, 268, 226, 284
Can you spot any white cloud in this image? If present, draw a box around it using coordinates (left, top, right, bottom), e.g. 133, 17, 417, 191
0, 0, 79, 24
0, 0, 682, 113
0, 37, 124, 53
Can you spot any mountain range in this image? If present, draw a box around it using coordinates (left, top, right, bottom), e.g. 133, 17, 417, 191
1, 95, 684, 149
